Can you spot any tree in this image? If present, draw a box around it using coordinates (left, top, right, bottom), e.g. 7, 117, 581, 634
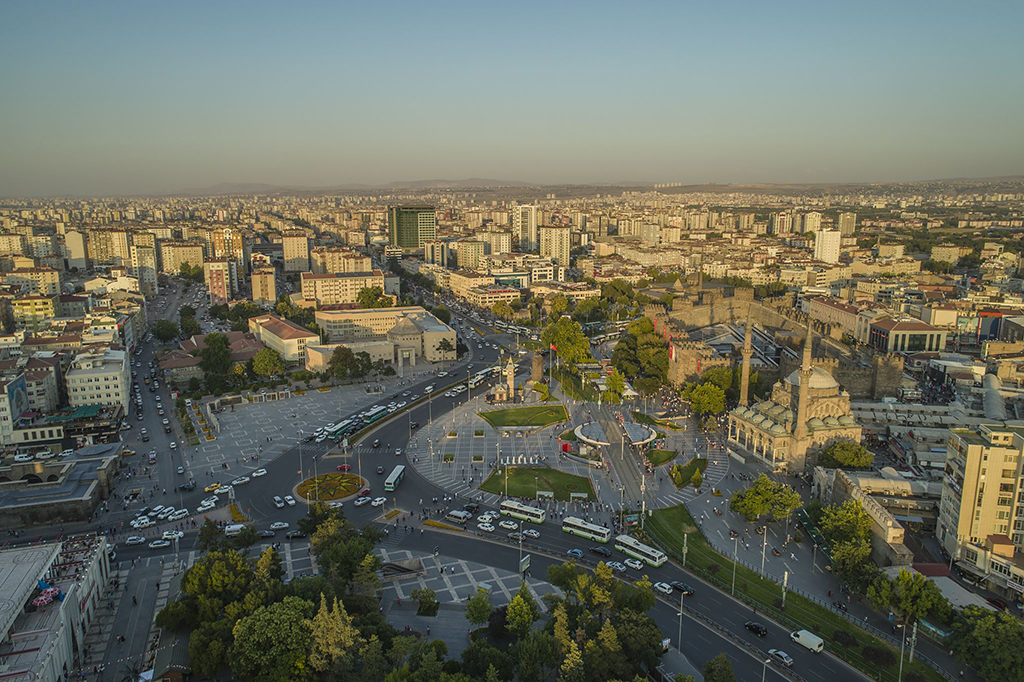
432, 305, 451, 325
686, 382, 726, 416
461, 639, 514, 681
152, 319, 179, 342
357, 286, 392, 308
351, 553, 382, 604
953, 606, 1024, 681
328, 345, 356, 380
198, 332, 233, 392
253, 348, 284, 377
229, 596, 314, 682
0, 302, 14, 334
436, 338, 455, 356
818, 440, 874, 469
559, 640, 585, 682
466, 587, 492, 626
549, 295, 570, 318
702, 653, 737, 682
506, 592, 536, 639
515, 629, 557, 682
553, 602, 571, 656
867, 574, 895, 614
308, 594, 361, 674
181, 314, 201, 337
729, 474, 803, 522
891, 568, 948, 624
188, 619, 233, 676
614, 610, 665, 672
541, 317, 591, 371
606, 369, 626, 399
410, 587, 438, 614
820, 499, 872, 546
492, 301, 514, 320
178, 262, 204, 283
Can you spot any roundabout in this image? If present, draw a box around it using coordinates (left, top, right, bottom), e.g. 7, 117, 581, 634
295, 472, 366, 501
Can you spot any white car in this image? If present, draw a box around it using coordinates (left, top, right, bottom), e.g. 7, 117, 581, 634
177, 466, 185, 474
169, 441, 177, 450
157, 507, 175, 520
653, 581, 673, 596
196, 501, 215, 513
624, 558, 644, 571
394, 448, 402, 456
284, 495, 296, 507
214, 485, 232, 495
202, 495, 219, 505
168, 510, 189, 521
130, 518, 152, 529
148, 505, 165, 517
273, 496, 285, 508
231, 476, 250, 486
354, 496, 372, 507
477, 513, 497, 524
498, 520, 518, 531
315, 435, 327, 443
444, 391, 454, 397
270, 521, 290, 530
438, 371, 448, 377
125, 536, 146, 546
252, 468, 267, 477
477, 522, 495, 533
371, 496, 387, 507
162, 530, 184, 540
148, 540, 171, 549
522, 529, 540, 539
60, 449, 75, 458
35, 450, 56, 460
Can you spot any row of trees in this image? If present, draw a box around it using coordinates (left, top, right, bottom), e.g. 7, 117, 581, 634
610, 318, 669, 394
326, 345, 395, 381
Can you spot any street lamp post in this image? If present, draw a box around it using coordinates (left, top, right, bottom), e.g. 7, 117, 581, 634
731, 536, 739, 595
897, 624, 906, 682
761, 658, 771, 682
676, 591, 685, 653
760, 527, 767, 577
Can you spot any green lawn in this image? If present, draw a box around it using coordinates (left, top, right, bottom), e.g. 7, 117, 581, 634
643, 505, 946, 682
647, 449, 678, 467
479, 466, 594, 501
552, 368, 599, 402
479, 404, 568, 428
669, 457, 707, 488
559, 428, 577, 441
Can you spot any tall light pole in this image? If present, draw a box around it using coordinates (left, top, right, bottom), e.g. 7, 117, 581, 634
761, 658, 771, 682
897, 623, 906, 682
731, 536, 739, 596
676, 590, 685, 653
761, 526, 768, 577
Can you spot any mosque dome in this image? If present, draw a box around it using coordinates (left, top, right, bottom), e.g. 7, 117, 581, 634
785, 366, 839, 391
770, 424, 786, 435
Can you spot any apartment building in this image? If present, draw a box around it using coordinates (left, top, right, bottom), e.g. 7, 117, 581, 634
838, 212, 857, 236
478, 229, 512, 255
310, 247, 372, 274
938, 425, 1024, 596
87, 228, 131, 266
64, 230, 88, 270
251, 267, 277, 307
130, 244, 159, 295
282, 231, 310, 272
452, 240, 485, 270
0, 233, 27, 256
5, 267, 62, 296
388, 205, 436, 249
814, 230, 841, 264
203, 259, 232, 305
512, 205, 539, 251
12, 294, 58, 331
159, 241, 205, 274
248, 314, 319, 362
423, 240, 448, 267
449, 270, 495, 300
0, 374, 30, 445
299, 271, 385, 306
65, 347, 130, 411
465, 285, 520, 308
539, 225, 571, 265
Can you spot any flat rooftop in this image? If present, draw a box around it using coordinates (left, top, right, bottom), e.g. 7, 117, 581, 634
0, 543, 59, 643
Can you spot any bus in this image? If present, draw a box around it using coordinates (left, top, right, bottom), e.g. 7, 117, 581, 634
326, 419, 352, 439
469, 373, 487, 389
362, 406, 388, 425
614, 534, 667, 567
562, 516, 612, 543
384, 465, 406, 491
499, 500, 546, 524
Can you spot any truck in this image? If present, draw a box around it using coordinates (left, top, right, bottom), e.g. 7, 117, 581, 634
790, 629, 824, 653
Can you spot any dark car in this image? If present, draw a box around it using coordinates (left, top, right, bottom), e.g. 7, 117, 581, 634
410, 422, 419, 430
285, 530, 307, 539
745, 621, 768, 637
987, 597, 1008, 611
463, 503, 480, 513
376, 465, 385, 475
589, 546, 612, 558
180, 480, 196, 491
670, 581, 695, 596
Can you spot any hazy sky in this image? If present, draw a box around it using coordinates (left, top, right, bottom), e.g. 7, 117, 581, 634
2, 1, 1022, 196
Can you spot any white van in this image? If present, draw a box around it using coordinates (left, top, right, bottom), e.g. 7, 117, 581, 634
224, 524, 247, 537
445, 510, 472, 525
13, 453, 34, 463
790, 629, 824, 653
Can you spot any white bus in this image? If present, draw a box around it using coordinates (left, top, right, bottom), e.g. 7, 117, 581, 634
326, 419, 352, 439
499, 500, 546, 524
469, 373, 487, 389
445, 510, 472, 524
361, 405, 389, 425
384, 465, 406, 491
562, 516, 612, 543
614, 534, 667, 567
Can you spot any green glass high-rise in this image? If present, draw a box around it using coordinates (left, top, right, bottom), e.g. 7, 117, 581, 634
388, 205, 437, 249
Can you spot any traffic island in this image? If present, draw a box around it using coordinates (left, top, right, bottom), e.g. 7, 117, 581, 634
295, 472, 365, 501
479, 465, 595, 500
478, 404, 568, 429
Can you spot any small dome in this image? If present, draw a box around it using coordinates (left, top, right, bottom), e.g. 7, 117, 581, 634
824, 416, 840, 426
839, 415, 855, 426
770, 424, 786, 435
785, 366, 839, 391
768, 404, 786, 416
807, 417, 825, 428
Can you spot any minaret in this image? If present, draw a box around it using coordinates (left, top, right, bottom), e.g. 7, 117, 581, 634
793, 323, 814, 442
739, 310, 753, 406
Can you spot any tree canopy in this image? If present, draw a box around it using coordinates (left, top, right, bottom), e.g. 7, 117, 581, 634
357, 286, 393, 309
253, 348, 284, 377
818, 440, 874, 469
541, 317, 591, 371
729, 473, 803, 521
611, 317, 669, 393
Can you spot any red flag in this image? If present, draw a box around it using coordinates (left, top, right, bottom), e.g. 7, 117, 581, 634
550, 343, 557, 351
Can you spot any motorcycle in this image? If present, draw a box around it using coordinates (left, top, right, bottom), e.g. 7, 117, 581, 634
713, 507, 723, 516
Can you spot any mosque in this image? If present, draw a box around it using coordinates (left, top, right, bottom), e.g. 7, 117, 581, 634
727, 321, 862, 472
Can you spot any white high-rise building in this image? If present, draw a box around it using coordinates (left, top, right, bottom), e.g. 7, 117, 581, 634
512, 205, 538, 252
539, 226, 571, 265
770, 212, 793, 235
803, 212, 822, 233
838, 212, 857, 236
814, 230, 841, 264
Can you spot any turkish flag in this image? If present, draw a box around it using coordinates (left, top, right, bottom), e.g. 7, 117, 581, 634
550, 343, 557, 351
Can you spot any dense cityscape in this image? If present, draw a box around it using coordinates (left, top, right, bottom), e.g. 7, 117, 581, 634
3, 2, 1024, 682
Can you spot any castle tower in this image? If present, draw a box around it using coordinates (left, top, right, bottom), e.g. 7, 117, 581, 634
739, 310, 753, 406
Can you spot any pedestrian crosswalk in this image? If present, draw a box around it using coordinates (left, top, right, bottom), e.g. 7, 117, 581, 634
655, 453, 730, 507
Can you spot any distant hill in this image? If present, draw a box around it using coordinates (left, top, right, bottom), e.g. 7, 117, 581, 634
170, 178, 535, 196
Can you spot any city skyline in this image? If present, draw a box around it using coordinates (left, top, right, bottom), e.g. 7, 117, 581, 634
2, 1, 1023, 196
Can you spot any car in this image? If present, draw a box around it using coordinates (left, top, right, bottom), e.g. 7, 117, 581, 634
336, 464, 351, 472
162, 530, 184, 540
498, 519, 518, 531
329, 501, 344, 508
438, 371, 448, 377
252, 468, 267, 477
273, 496, 285, 509
125, 536, 146, 546
202, 495, 219, 505
463, 502, 480, 513
131, 518, 152, 529
315, 435, 326, 443
394, 448, 402, 456
507, 531, 523, 541
371, 496, 387, 507
168, 509, 189, 521
148, 505, 166, 517
284, 495, 296, 506
148, 540, 171, 549
157, 408, 165, 416
522, 529, 540, 539
653, 581, 674, 596
60, 449, 75, 458
606, 561, 627, 573
624, 558, 644, 571
258, 529, 276, 538
157, 507, 176, 520
270, 522, 290, 530
232, 476, 250, 486
987, 597, 1008, 611
354, 496, 372, 507
177, 466, 185, 475
214, 485, 232, 495
402, 391, 411, 396
134, 506, 150, 518
13, 453, 34, 463
444, 391, 454, 397
670, 581, 695, 595
376, 465, 385, 475
477, 522, 495, 533
285, 530, 306, 539
590, 546, 612, 557
745, 621, 768, 637
372, 439, 380, 448
169, 441, 177, 450
768, 649, 793, 667
477, 513, 497, 523
567, 548, 583, 559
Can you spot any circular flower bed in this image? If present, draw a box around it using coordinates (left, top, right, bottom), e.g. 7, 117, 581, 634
295, 472, 365, 501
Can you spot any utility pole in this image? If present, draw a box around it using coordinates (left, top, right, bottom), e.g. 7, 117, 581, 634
682, 533, 688, 568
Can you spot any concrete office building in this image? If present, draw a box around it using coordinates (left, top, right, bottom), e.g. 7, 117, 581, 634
282, 231, 310, 272
299, 271, 386, 306
312, 306, 456, 365
388, 205, 436, 249
512, 205, 539, 252
868, 319, 947, 354
539, 225, 571, 265
248, 314, 319, 362
814, 230, 841, 264
66, 347, 130, 411
251, 267, 277, 307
